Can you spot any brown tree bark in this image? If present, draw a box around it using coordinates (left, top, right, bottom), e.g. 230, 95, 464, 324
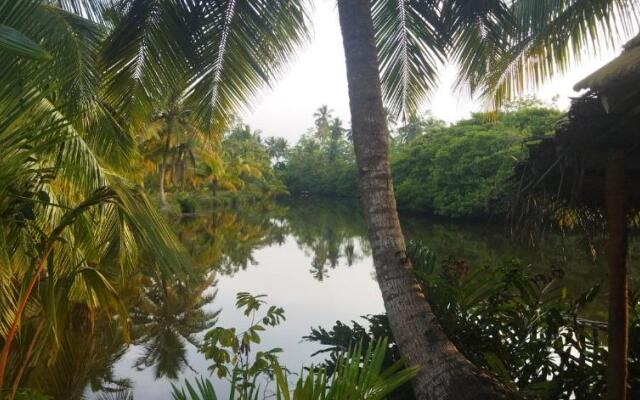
159, 126, 172, 208
336, 1, 516, 399
0, 248, 52, 391
8, 320, 45, 400
605, 149, 628, 400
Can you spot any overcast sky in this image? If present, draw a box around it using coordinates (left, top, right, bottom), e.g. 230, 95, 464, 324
241, 0, 630, 142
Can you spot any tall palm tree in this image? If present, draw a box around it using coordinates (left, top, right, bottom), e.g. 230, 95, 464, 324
140, 92, 214, 207
336, 2, 511, 398
313, 105, 334, 138
336, 0, 639, 398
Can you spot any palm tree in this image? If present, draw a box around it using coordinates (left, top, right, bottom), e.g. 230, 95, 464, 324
313, 105, 333, 138
140, 92, 214, 207
336, 0, 639, 398
0, 0, 191, 391
329, 118, 346, 140
327, 118, 347, 161
336, 3, 511, 398
265, 136, 289, 165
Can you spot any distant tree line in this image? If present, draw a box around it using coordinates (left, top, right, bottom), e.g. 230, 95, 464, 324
277, 102, 563, 218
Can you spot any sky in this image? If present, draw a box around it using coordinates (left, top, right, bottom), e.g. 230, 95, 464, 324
242, 0, 630, 142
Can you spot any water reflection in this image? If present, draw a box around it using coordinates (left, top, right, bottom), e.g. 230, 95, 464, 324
16, 198, 637, 399
176, 203, 288, 275
130, 274, 218, 380
26, 314, 130, 398
285, 200, 370, 280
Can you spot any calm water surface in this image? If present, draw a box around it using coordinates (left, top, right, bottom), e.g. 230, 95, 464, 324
77, 199, 634, 399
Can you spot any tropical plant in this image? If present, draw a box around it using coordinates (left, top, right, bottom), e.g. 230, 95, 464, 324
282, 104, 562, 218
0, 0, 183, 394
215, 123, 286, 196
1, 0, 311, 392
395, 112, 445, 145
138, 92, 216, 207
172, 337, 417, 400
264, 136, 289, 167
312, 105, 333, 138
306, 240, 640, 399
199, 292, 285, 398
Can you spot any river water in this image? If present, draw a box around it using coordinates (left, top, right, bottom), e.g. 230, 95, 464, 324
71, 198, 632, 399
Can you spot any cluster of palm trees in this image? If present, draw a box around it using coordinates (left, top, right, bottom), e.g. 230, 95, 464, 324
1, 0, 638, 399
0, 0, 308, 397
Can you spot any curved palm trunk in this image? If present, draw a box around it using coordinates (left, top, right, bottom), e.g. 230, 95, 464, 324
336, 1, 515, 399
159, 128, 172, 208
605, 149, 628, 400
8, 320, 45, 400
0, 248, 53, 391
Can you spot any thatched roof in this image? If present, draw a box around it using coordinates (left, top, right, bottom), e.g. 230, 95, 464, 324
575, 32, 640, 90
513, 33, 640, 216
574, 32, 640, 114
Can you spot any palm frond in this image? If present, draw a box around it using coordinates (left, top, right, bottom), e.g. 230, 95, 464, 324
373, 0, 446, 119
185, 0, 311, 132
462, 0, 640, 105
0, 24, 51, 59
101, 0, 193, 124
442, 0, 514, 95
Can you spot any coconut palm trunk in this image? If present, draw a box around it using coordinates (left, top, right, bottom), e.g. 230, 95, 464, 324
159, 127, 172, 208
605, 149, 629, 400
336, 1, 515, 399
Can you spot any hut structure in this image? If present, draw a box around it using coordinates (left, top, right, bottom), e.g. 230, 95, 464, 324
514, 34, 640, 400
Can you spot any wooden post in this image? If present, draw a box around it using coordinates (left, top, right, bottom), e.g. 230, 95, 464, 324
605, 149, 628, 400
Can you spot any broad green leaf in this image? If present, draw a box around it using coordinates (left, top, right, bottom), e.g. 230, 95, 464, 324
0, 24, 51, 60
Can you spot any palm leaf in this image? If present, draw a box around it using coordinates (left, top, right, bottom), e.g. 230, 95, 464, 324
0, 24, 51, 59
185, 0, 311, 132
460, 0, 640, 104
373, 0, 446, 119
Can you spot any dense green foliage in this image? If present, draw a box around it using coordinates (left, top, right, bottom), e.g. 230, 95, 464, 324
143, 118, 288, 213
306, 240, 640, 399
281, 107, 357, 197
280, 103, 563, 217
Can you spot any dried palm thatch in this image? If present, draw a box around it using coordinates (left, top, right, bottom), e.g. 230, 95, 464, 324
512, 33, 640, 233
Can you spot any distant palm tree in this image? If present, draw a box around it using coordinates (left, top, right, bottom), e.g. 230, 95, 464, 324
141, 93, 213, 207
329, 118, 346, 140
264, 136, 289, 165
313, 105, 334, 138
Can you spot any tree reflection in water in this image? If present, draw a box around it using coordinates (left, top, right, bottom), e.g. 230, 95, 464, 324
22, 311, 130, 399
130, 274, 218, 379
14, 198, 639, 398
